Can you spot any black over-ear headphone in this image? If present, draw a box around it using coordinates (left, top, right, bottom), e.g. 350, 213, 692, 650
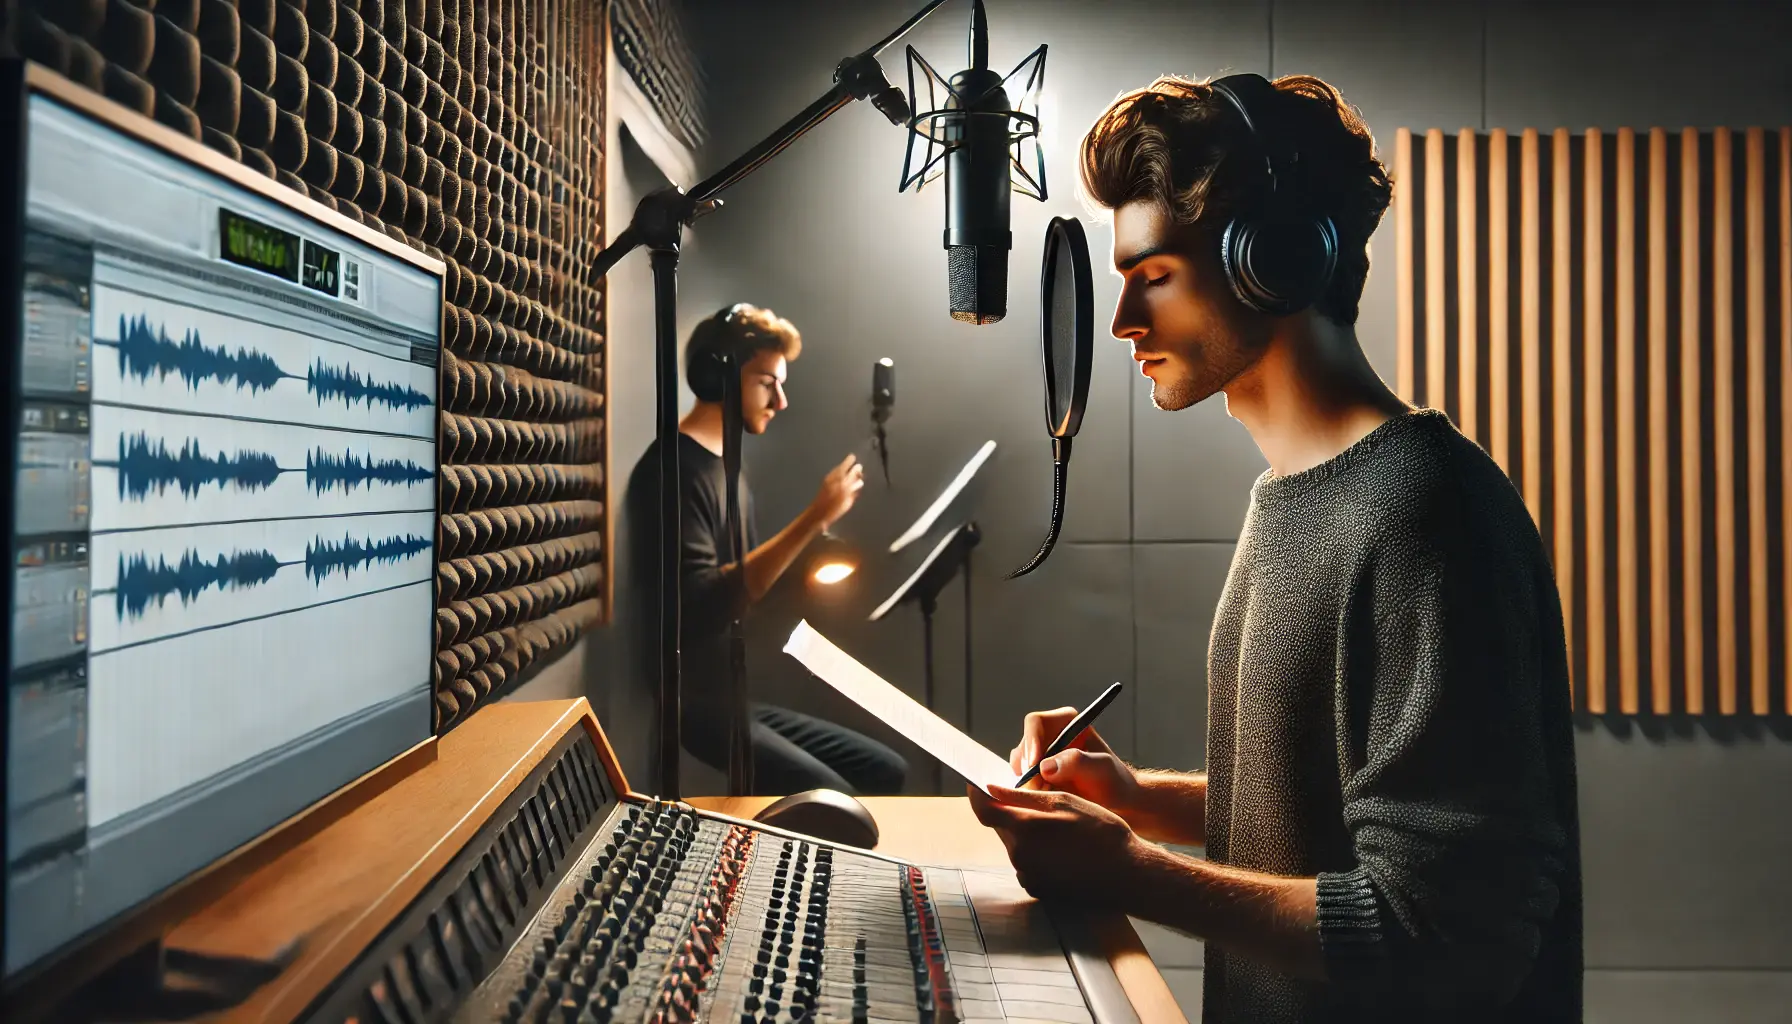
687, 303, 747, 402
1208, 73, 1339, 316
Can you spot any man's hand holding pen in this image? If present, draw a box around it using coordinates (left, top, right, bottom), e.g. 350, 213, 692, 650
967, 780, 1143, 907
1009, 705, 1141, 807
969, 700, 1150, 906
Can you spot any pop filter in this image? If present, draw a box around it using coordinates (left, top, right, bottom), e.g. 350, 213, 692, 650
1007, 216, 1093, 578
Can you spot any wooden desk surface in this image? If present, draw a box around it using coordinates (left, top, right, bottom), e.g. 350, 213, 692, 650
687, 796, 1189, 1024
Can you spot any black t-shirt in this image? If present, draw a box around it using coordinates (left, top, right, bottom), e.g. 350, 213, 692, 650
624, 433, 761, 713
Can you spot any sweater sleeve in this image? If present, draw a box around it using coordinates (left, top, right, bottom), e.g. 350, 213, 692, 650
1316, 535, 1573, 1004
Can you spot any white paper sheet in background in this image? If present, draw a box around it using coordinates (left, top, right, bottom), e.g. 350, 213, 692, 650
888, 439, 997, 553
783, 619, 1019, 794
869, 526, 961, 622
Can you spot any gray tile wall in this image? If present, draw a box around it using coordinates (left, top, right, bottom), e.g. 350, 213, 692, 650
566, 1, 1792, 1019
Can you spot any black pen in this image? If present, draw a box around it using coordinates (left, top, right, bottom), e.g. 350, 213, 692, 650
1015, 681, 1124, 787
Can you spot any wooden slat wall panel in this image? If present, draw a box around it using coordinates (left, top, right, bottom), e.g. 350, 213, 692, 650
1715, 129, 1738, 715
1428, 130, 1450, 409
1681, 128, 1706, 715
1583, 131, 1607, 714
1648, 129, 1673, 715
1459, 130, 1480, 447
1522, 129, 1544, 527
1397, 131, 1416, 401
1747, 128, 1770, 716
1615, 128, 1640, 715
1782, 128, 1792, 717
1491, 131, 1512, 474
1395, 125, 1792, 718
1552, 128, 1575, 680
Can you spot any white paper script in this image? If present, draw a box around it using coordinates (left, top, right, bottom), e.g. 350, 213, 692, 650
782, 620, 1019, 794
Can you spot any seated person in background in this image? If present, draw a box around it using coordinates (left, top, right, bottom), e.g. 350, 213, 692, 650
626, 303, 907, 797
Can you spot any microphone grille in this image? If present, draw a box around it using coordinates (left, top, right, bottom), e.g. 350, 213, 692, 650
948, 246, 1007, 325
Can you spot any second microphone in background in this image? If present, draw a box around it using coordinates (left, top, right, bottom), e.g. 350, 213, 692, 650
870, 357, 894, 486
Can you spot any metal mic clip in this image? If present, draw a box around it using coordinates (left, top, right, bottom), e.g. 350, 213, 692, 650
836, 52, 911, 125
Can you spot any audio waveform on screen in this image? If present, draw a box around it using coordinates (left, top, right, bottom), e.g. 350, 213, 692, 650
108, 314, 286, 393
304, 533, 432, 583
113, 549, 284, 619
100, 433, 283, 499
305, 449, 433, 494
100, 315, 431, 413
304, 534, 433, 581
304, 360, 432, 412
98, 434, 432, 500
106, 532, 431, 620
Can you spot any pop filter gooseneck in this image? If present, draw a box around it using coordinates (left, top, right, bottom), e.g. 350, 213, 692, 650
1007, 216, 1093, 579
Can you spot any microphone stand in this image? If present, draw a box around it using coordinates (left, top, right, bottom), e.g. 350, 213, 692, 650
587, 0, 955, 799
901, 521, 981, 793
719, 356, 753, 797
916, 546, 975, 793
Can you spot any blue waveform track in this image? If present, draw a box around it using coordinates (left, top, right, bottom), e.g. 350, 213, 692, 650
304, 533, 432, 583
101, 433, 284, 500
305, 449, 433, 495
109, 315, 291, 393
114, 549, 283, 619
306, 360, 432, 413
106, 314, 430, 414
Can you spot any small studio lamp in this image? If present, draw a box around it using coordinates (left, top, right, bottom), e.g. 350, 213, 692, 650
808, 531, 860, 586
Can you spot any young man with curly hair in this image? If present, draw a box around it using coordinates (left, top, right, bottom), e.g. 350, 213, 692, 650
972, 74, 1582, 1022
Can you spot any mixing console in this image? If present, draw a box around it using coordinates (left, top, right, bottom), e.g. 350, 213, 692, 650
452, 799, 1132, 1024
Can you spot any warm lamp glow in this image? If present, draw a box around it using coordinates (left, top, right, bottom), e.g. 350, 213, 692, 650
812, 561, 856, 585
808, 530, 859, 587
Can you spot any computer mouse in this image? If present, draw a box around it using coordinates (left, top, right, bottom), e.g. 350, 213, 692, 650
753, 788, 880, 849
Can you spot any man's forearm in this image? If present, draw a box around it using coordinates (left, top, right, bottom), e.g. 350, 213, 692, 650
1122, 840, 1323, 981
1126, 770, 1208, 847
729, 506, 825, 601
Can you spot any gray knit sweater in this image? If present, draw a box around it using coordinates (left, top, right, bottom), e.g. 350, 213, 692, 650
1201, 409, 1582, 1023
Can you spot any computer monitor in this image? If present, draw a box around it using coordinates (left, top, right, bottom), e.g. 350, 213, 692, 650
0, 65, 443, 984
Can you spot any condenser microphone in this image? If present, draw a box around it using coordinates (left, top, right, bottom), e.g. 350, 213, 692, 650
871, 358, 894, 485
901, 0, 1048, 326
944, 1, 1011, 324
